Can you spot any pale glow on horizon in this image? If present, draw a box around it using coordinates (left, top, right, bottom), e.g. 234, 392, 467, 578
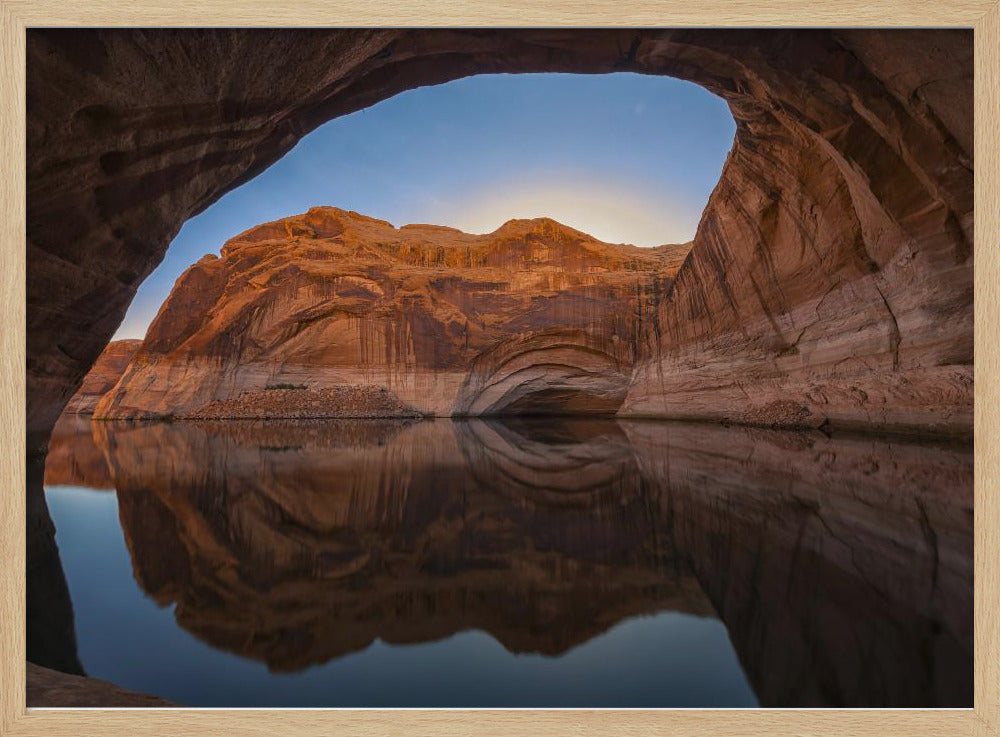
417, 173, 698, 247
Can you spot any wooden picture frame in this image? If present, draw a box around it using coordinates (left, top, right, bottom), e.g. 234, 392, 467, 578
1, 1, 997, 735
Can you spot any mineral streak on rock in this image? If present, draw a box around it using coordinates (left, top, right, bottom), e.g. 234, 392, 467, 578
620, 31, 973, 435
94, 209, 685, 420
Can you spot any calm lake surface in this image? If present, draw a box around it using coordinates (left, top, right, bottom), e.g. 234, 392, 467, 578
39, 416, 973, 707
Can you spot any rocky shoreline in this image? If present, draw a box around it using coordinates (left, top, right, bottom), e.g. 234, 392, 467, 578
27, 663, 174, 707
179, 384, 425, 421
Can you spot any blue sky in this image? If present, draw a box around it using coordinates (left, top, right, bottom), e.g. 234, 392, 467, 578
114, 73, 735, 340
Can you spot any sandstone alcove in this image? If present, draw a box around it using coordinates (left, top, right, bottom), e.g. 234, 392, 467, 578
84, 71, 733, 424
24, 28, 975, 707
27, 28, 973, 446
453, 329, 636, 416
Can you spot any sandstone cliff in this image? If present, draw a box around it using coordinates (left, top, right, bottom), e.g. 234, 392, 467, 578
61, 340, 140, 415
95, 208, 686, 419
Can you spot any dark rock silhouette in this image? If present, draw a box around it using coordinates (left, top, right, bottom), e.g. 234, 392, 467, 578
26, 458, 84, 676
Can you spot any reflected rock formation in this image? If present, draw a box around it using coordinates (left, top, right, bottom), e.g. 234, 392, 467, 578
44, 415, 114, 490
623, 422, 973, 707
92, 419, 711, 670
49, 417, 973, 706
27, 457, 84, 676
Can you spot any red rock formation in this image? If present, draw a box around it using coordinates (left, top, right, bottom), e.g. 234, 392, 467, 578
60, 339, 141, 415
621, 31, 974, 434
25, 30, 973, 447
94, 209, 682, 419
453, 328, 633, 415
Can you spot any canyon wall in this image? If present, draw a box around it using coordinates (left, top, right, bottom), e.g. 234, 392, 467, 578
27, 29, 973, 446
621, 31, 973, 434
94, 209, 681, 419
60, 339, 141, 415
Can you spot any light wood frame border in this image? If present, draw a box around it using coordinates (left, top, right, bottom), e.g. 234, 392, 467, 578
1, 2, 997, 735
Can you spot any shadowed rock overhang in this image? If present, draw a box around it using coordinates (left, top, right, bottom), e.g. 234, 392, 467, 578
26, 28, 974, 449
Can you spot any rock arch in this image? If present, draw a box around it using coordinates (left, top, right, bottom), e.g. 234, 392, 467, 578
26, 29, 973, 448
454, 329, 633, 416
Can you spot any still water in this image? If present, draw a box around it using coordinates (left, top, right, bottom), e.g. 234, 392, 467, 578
40, 416, 973, 707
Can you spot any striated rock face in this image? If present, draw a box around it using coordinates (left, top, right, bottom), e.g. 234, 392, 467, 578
60, 340, 141, 415
453, 328, 633, 415
26, 29, 973, 447
94, 209, 682, 419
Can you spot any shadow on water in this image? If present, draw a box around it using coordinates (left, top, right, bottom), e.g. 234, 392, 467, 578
26, 457, 84, 675
39, 414, 973, 707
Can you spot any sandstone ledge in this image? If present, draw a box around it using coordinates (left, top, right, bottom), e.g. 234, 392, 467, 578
27, 662, 174, 708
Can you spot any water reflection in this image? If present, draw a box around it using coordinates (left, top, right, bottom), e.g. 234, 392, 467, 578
43, 415, 973, 707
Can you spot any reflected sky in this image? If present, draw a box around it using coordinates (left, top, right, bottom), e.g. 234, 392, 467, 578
47, 482, 756, 707
41, 416, 973, 707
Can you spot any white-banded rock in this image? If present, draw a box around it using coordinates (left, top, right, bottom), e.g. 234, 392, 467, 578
95, 209, 686, 419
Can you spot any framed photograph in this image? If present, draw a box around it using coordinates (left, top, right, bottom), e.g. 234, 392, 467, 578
2, 1, 997, 735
